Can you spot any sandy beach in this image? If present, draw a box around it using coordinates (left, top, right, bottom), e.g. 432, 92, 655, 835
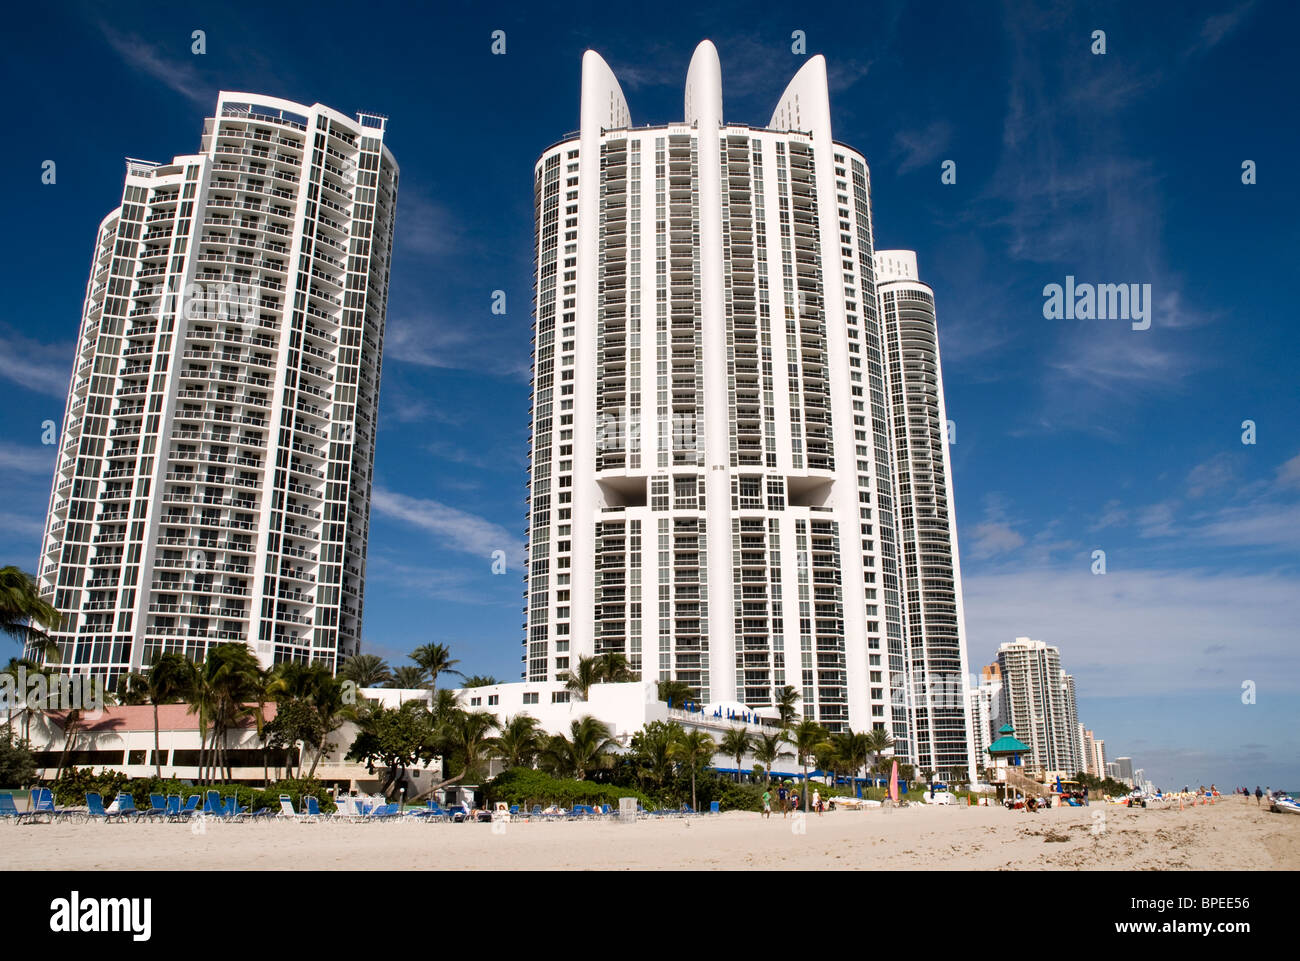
2, 796, 1293, 870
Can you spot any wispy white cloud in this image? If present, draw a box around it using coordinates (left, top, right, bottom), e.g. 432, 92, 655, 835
971, 5, 1221, 426
1274, 453, 1300, 490
1087, 450, 1300, 552
0, 511, 46, 543
384, 315, 531, 380
969, 520, 1024, 559
370, 487, 524, 568
1090, 499, 1128, 532
364, 555, 514, 606
964, 564, 1300, 695
98, 25, 211, 104
1186, 453, 1237, 498
1183, 0, 1258, 58
893, 120, 952, 175
393, 189, 468, 261
0, 443, 56, 475
0, 327, 73, 398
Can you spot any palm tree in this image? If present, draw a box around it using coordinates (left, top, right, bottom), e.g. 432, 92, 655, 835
338, 653, 392, 688
493, 714, 543, 769
139, 653, 194, 778
564, 655, 602, 701
304, 672, 352, 779
774, 685, 801, 728
0, 566, 61, 665
543, 716, 619, 780
195, 643, 262, 781
752, 730, 792, 784
2, 657, 42, 744
429, 688, 460, 724
440, 710, 499, 784
656, 678, 693, 707
833, 729, 872, 794
186, 663, 219, 784
409, 643, 462, 692
117, 672, 150, 706
629, 721, 681, 795
54, 706, 84, 780
460, 674, 499, 688
791, 719, 829, 811
593, 651, 637, 683
670, 728, 716, 811
865, 727, 895, 785
718, 726, 753, 784
387, 665, 429, 690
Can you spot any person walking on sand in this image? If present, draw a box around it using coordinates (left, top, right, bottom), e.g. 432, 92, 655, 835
778, 783, 788, 818
762, 789, 772, 819
1255, 786, 1263, 805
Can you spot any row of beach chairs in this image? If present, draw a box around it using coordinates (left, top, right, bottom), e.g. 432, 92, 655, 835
1, 789, 723, 824
0, 788, 369, 824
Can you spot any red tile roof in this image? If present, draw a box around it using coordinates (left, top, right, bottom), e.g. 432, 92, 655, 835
43, 703, 277, 733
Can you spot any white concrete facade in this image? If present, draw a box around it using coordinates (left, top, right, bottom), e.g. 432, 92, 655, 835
875, 250, 977, 780
525, 47, 977, 780
33, 93, 398, 685
525, 42, 976, 779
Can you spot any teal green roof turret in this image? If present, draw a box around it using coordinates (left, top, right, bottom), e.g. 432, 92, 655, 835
987, 725, 1030, 755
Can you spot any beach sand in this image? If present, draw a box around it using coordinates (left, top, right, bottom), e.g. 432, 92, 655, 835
3, 796, 1293, 870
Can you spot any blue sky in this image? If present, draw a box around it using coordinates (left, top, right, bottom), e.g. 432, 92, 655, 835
1, 0, 1296, 790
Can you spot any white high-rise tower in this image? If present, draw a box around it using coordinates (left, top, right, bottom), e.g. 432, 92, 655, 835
875, 250, 976, 779
34, 93, 398, 686
525, 41, 975, 768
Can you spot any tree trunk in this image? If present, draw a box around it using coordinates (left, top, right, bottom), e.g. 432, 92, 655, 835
199, 723, 209, 785
153, 703, 161, 779
406, 771, 464, 805
55, 716, 79, 780
307, 740, 324, 779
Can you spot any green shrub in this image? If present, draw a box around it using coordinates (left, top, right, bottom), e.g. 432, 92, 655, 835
485, 767, 651, 809
50, 771, 335, 813
50, 767, 132, 806
0, 739, 38, 788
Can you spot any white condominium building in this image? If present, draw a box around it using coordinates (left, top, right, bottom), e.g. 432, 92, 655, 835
524, 41, 977, 778
875, 250, 976, 778
995, 637, 1082, 774
34, 93, 398, 686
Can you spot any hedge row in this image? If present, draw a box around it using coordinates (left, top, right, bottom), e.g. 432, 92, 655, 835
48, 768, 336, 813
484, 768, 652, 809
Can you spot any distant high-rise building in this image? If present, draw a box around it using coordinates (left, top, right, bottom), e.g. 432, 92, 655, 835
968, 661, 1005, 772
1114, 756, 1135, 784
995, 637, 1078, 773
33, 93, 398, 686
1092, 737, 1107, 778
523, 41, 976, 778
1062, 672, 1082, 774
1081, 727, 1098, 777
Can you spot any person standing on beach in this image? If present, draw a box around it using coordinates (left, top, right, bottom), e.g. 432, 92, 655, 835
762, 789, 772, 819
778, 784, 788, 818
1255, 786, 1263, 805
813, 789, 821, 815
